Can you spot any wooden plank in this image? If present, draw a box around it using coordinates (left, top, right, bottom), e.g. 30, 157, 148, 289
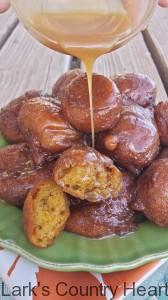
0, 8, 18, 48
0, 23, 71, 107
143, 7, 168, 92
91, 33, 167, 103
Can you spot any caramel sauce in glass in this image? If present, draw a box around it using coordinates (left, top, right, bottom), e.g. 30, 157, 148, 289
27, 9, 132, 147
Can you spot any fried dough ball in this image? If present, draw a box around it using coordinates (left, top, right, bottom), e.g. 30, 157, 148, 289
23, 180, 70, 248
54, 146, 123, 202
61, 72, 121, 133
0, 143, 34, 175
52, 69, 83, 98
0, 161, 54, 206
113, 73, 157, 108
66, 198, 136, 238
96, 105, 160, 175
0, 91, 40, 143
66, 173, 136, 238
154, 102, 168, 146
18, 97, 81, 165
132, 159, 168, 227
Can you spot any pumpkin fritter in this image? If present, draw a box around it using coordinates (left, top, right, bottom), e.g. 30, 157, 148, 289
0, 91, 40, 143
66, 173, 136, 238
132, 158, 168, 227
52, 69, 83, 98
96, 105, 160, 175
54, 146, 123, 202
18, 97, 81, 165
154, 102, 168, 146
113, 73, 156, 108
0, 143, 34, 175
61, 72, 121, 133
0, 161, 54, 206
23, 180, 70, 248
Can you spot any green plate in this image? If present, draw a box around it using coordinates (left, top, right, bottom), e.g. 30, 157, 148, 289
0, 134, 168, 273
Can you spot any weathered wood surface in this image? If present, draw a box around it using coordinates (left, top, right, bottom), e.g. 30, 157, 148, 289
143, 7, 168, 93
0, 21, 71, 107
0, 8, 18, 49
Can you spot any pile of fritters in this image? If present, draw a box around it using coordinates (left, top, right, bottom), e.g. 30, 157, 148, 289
0, 70, 168, 248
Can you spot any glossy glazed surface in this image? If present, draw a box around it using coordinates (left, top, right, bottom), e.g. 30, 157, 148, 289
0, 160, 54, 207
133, 158, 168, 227
18, 96, 81, 165
0, 143, 34, 174
155, 102, 168, 146
61, 73, 121, 133
52, 69, 83, 98
0, 91, 40, 143
113, 73, 157, 108
96, 105, 160, 175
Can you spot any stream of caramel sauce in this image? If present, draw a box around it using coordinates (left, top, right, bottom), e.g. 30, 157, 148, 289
28, 10, 132, 146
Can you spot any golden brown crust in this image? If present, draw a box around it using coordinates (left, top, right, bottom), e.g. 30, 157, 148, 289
0, 143, 34, 175
0, 161, 55, 206
96, 105, 160, 175
154, 102, 168, 146
23, 180, 70, 248
52, 69, 83, 98
0, 91, 40, 143
66, 199, 136, 238
18, 97, 81, 165
113, 73, 157, 108
54, 145, 123, 202
61, 73, 121, 133
132, 159, 168, 227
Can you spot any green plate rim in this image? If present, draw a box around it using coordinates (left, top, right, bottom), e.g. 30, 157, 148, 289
0, 239, 168, 273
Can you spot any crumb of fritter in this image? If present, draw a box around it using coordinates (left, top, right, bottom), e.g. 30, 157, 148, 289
54, 146, 123, 202
23, 180, 70, 248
